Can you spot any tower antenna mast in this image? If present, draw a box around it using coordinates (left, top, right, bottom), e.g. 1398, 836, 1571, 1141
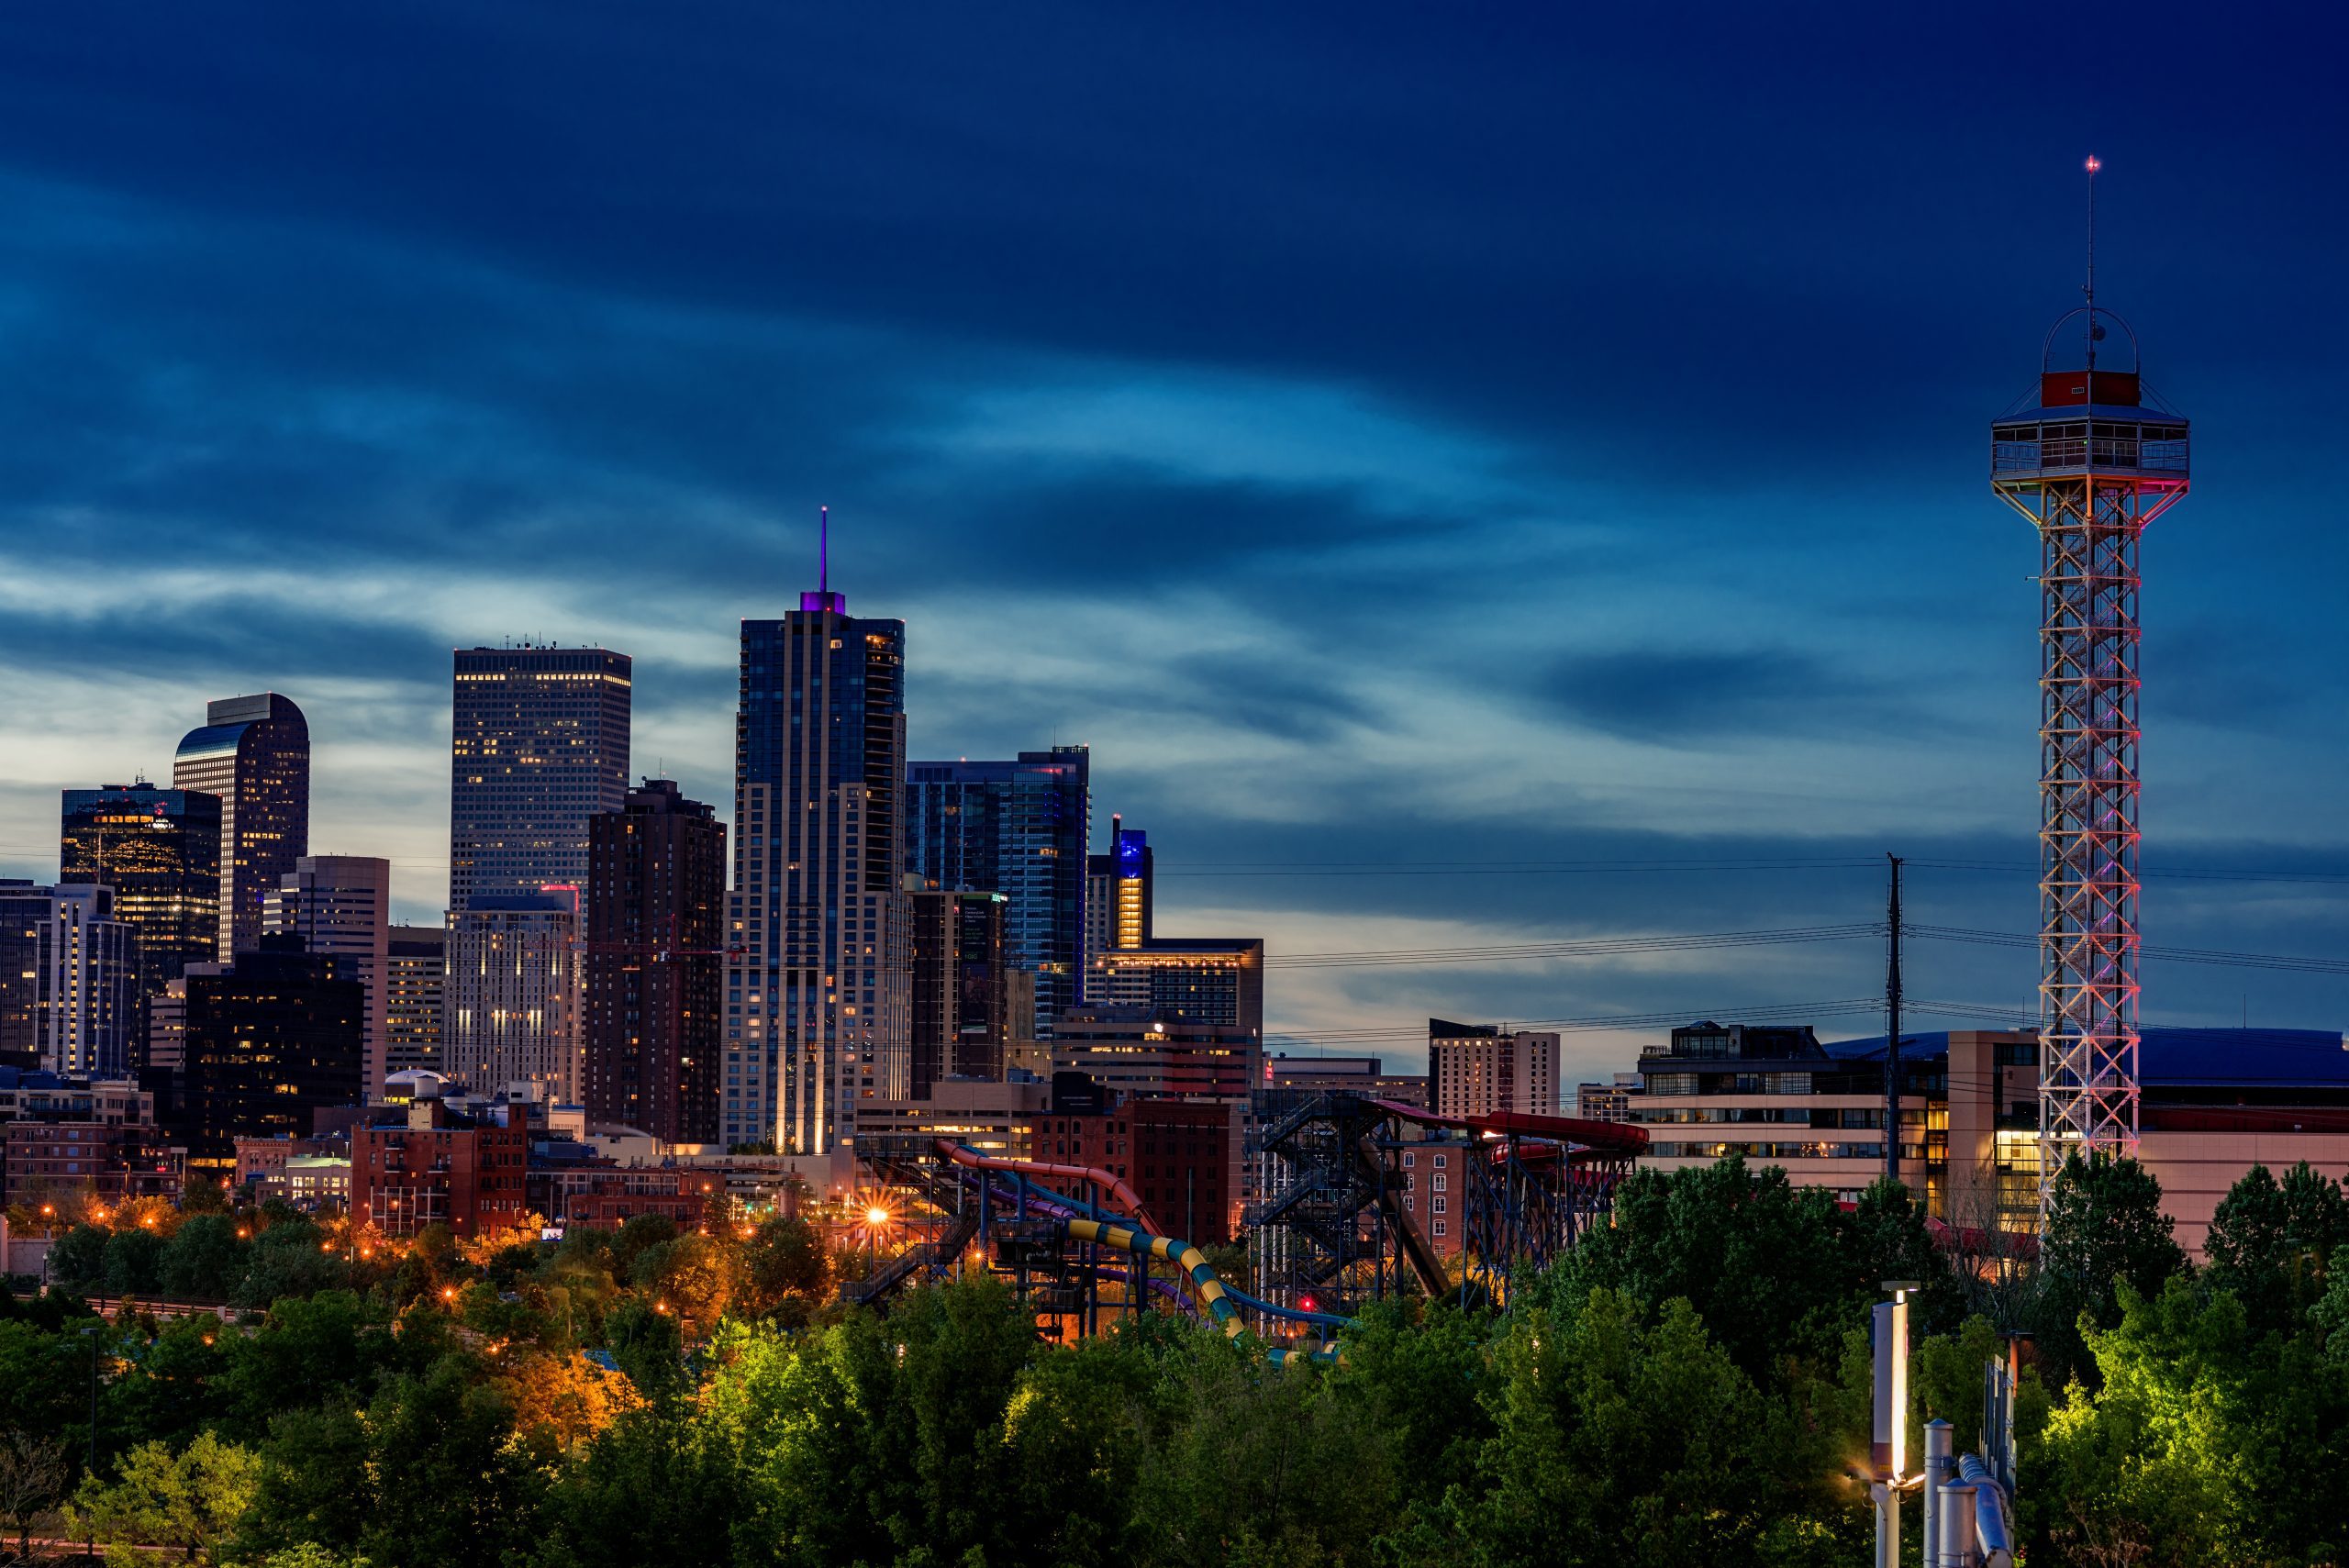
2084, 154, 2100, 369
1990, 158, 2190, 1208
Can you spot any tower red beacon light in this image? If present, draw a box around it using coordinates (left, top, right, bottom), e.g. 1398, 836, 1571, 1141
1990, 157, 2189, 1203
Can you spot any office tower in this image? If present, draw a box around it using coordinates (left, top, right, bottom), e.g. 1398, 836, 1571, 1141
904, 747, 1089, 1038
584, 780, 726, 1144
1084, 815, 1152, 967
907, 888, 1008, 1096
0, 882, 139, 1078
448, 645, 632, 911
265, 856, 392, 1094
0, 881, 48, 1070
1575, 1071, 1643, 1124
59, 784, 223, 1029
1051, 1004, 1262, 1102
180, 934, 364, 1169
725, 544, 908, 1157
447, 892, 580, 1099
1428, 1018, 1561, 1118
173, 694, 309, 961
385, 926, 447, 1079
1091, 937, 1264, 1040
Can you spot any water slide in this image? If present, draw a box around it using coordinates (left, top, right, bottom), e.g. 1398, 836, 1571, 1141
1067, 1218, 1341, 1364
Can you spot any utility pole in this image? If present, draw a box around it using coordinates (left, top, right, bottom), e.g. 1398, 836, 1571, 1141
1885, 853, 1904, 1187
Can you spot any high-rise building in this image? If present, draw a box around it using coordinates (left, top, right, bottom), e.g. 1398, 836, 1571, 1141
907, 888, 1008, 1097
59, 784, 222, 1030
0, 881, 50, 1071
1428, 1018, 1560, 1118
173, 694, 309, 962
447, 892, 579, 1100
1084, 816, 1152, 967
385, 925, 448, 1080
448, 646, 632, 912
180, 934, 364, 1169
1050, 1005, 1263, 1103
725, 547, 908, 1158
264, 856, 392, 1095
0, 882, 139, 1078
584, 780, 726, 1144
1090, 937, 1264, 1040
904, 747, 1089, 1037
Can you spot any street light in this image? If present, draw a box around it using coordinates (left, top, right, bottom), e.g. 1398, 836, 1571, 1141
864, 1206, 891, 1283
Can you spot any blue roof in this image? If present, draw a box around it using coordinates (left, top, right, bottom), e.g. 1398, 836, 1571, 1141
173, 722, 250, 760
1821, 1028, 2349, 1087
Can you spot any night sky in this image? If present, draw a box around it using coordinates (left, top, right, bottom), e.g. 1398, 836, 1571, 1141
4, 4, 2344, 1074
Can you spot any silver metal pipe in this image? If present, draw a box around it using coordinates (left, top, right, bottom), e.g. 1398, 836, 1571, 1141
1921, 1420, 1954, 1567
1936, 1482, 1977, 1568
1956, 1454, 2015, 1567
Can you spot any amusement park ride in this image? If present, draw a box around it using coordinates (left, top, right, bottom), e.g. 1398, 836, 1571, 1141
847, 1095, 1646, 1356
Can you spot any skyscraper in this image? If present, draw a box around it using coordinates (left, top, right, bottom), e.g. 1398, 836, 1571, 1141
907, 888, 1008, 1096
447, 891, 579, 1099
725, 538, 907, 1157
173, 694, 309, 961
904, 747, 1089, 1037
385, 926, 447, 1080
180, 934, 363, 1169
1084, 817, 1152, 973
59, 783, 222, 1029
448, 646, 632, 911
584, 780, 726, 1144
0, 881, 140, 1077
264, 856, 392, 1094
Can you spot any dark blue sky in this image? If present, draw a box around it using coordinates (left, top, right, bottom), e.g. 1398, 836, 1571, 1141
4, 3, 2344, 1071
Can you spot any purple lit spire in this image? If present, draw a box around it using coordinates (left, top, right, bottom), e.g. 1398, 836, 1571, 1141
800, 504, 846, 613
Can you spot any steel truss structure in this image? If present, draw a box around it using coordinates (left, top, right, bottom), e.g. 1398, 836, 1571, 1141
1992, 299, 2188, 1188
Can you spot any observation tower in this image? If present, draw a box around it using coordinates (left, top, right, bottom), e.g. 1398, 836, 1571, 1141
1990, 158, 2188, 1184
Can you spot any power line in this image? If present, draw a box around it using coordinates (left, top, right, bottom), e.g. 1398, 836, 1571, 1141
1910, 924, 2349, 976
1265, 923, 1880, 970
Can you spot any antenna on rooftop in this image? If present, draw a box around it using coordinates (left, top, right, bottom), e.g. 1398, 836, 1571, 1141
2084, 154, 2101, 368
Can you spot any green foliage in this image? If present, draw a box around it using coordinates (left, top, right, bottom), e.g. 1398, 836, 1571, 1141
2036, 1151, 2189, 1387
738, 1214, 829, 1320
103, 1228, 167, 1296
2034, 1275, 2349, 1567
1542, 1158, 1955, 1384
163, 1215, 252, 1300
49, 1223, 110, 1293
600, 1296, 684, 1400
233, 1219, 350, 1309
70, 1430, 260, 1562
2203, 1161, 2349, 1339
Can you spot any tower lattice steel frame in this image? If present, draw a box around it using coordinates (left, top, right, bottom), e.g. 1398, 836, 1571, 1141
1990, 164, 2188, 1186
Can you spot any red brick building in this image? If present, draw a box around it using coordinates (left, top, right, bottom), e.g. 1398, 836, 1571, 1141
351, 1100, 526, 1237
1032, 1097, 1242, 1244
2, 1120, 184, 1208
533, 1163, 706, 1230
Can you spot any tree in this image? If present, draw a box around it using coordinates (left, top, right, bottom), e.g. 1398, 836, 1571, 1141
2037, 1152, 2188, 1387
69, 1431, 261, 1562
232, 1222, 348, 1309
104, 1227, 168, 1296
1542, 1157, 1949, 1383
532, 1407, 738, 1568
162, 1216, 250, 1302
356, 1358, 541, 1568
738, 1215, 828, 1320
599, 1298, 683, 1402
0, 1429, 72, 1559
48, 1224, 110, 1294
2204, 1162, 2349, 1339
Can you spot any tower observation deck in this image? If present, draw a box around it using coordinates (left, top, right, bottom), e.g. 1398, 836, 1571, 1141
1991, 161, 2188, 1186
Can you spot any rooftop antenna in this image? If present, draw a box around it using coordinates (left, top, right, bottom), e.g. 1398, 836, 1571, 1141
818, 505, 829, 595
800, 505, 847, 614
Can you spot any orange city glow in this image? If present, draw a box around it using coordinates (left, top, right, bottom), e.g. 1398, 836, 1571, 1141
865, 1205, 891, 1228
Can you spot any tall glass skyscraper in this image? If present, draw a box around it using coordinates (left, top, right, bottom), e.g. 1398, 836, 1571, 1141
904, 748, 1089, 1038
448, 646, 632, 911
724, 573, 907, 1157
173, 694, 308, 961
59, 783, 223, 1029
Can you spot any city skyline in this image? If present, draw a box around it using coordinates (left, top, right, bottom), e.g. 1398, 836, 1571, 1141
3, 7, 2346, 1080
